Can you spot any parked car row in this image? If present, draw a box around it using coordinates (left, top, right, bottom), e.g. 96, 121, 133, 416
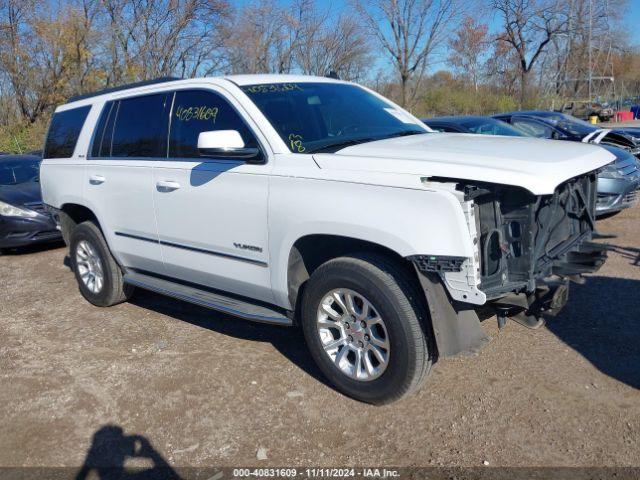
0, 154, 61, 252
422, 112, 640, 216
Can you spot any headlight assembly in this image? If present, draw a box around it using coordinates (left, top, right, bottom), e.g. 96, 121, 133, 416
0, 200, 39, 218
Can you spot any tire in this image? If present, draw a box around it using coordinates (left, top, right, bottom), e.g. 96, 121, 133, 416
69, 221, 133, 307
300, 253, 434, 405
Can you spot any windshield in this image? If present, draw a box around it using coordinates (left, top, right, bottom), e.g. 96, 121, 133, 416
460, 118, 525, 137
0, 159, 40, 185
241, 83, 428, 153
535, 112, 596, 136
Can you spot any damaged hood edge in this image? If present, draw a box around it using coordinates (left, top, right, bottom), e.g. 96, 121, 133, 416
313, 133, 615, 195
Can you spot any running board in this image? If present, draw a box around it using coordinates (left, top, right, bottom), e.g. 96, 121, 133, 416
123, 271, 292, 326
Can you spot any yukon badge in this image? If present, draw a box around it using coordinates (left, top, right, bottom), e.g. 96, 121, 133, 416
234, 242, 263, 253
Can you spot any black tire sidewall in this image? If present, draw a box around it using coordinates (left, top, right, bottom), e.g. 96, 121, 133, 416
301, 260, 423, 404
69, 223, 116, 306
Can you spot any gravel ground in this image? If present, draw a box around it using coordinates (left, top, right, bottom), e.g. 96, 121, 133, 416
1, 206, 639, 470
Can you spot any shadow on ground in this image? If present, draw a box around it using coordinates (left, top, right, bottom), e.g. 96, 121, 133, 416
76, 425, 179, 480
546, 275, 640, 390
129, 291, 330, 388
131, 273, 640, 393
0, 240, 65, 256
609, 245, 640, 266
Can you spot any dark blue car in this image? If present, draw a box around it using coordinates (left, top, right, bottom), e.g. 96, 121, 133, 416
0, 155, 61, 251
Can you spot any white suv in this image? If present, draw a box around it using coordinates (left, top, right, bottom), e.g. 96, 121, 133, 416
41, 75, 612, 404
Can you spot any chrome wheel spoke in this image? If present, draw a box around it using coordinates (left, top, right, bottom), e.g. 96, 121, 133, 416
322, 337, 345, 352
334, 344, 349, 368
332, 291, 348, 313
369, 344, 387, 364
321, 303, 342, 320
316, 288, 390, 382
75, 240, 104, 294
369, 334, 390, 350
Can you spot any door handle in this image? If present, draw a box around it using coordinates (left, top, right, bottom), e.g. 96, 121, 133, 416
89, 174, 106, 185
156, 180, 181, 192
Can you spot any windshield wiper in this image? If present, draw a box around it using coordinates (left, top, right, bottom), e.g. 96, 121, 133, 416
307, 137, 377, 154
379, 130, 425, 140
307, 130, 425, 154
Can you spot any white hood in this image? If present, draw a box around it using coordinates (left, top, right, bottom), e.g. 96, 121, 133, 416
313, 133, 615, 195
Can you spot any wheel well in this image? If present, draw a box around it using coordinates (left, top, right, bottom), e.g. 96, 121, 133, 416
59, 204, 99, 243
287, 234, 415, 312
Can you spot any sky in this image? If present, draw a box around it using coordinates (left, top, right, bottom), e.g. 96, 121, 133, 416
627, 1, 640, 45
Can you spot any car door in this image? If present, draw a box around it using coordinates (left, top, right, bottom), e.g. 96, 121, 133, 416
84, 93, 170, 273
152, 88, 273, 303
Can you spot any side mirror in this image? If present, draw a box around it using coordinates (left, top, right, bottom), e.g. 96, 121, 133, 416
197, 130, 261, 161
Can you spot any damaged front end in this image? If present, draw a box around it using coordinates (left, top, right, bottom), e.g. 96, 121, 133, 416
471, 170, 606, 323
411, 170, 608, 357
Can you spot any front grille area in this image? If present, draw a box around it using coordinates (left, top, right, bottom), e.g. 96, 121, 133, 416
468, 172, 599, 299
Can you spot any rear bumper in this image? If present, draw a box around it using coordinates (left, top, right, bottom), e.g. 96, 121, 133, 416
0, 214, 62, 248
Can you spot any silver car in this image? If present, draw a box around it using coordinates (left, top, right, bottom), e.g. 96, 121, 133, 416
597, 145, 640, 215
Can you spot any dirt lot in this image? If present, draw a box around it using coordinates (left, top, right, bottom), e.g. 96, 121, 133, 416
1, 206, 639, 470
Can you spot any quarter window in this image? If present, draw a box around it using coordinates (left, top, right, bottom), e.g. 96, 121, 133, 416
44, 106, 91, 159
169, 90, 258, 158
91, 101, 116, 157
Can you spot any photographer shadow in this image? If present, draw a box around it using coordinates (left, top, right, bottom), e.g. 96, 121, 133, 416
76, 425, 180, 480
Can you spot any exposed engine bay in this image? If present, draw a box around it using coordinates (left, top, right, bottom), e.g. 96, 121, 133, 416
463, 171, 608, 327
412, 171, 609, 357
470, 172, 604, 295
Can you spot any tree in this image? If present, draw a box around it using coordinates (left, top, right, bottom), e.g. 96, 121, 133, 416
100, 0, 229, 83
448, 16, 488, 91
493, 0, 569, 106
293, 2, 372, 80
222, 0, 298, 74
355, 0, 460, 108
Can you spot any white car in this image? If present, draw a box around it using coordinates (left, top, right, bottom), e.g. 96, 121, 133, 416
41, 75, 612, 404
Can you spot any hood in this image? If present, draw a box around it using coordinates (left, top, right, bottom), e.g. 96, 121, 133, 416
313, 133, 615, 195
0, 180, 43, 207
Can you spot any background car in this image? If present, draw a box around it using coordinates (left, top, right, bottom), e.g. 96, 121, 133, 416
0, 154, 61, 252
422, 115, 640, 216
560, 101, 614, 122
493, 110, 640, 156
421, 116, 524, 136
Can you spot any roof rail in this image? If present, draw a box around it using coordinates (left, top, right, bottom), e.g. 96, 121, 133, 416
67, 77, 181, 103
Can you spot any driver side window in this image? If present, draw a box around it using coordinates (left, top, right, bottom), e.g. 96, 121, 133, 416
169, 90, 258, 158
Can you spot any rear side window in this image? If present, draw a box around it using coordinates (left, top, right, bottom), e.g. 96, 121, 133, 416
44, 106, 91, 158
111, 93, 170, 157
168, 90, 258, 158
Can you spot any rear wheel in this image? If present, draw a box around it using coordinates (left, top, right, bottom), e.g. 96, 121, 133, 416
300, 253, 434, 404
69, 221, 133, 307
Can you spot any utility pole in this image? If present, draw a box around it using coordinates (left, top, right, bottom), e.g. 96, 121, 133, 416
588, 0, 593, 105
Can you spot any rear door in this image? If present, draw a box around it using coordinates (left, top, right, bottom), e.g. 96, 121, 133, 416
84, 93, 170, 273
152, 88, 273, 303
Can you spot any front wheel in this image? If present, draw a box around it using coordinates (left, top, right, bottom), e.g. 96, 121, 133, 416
300, 253, 434, 404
